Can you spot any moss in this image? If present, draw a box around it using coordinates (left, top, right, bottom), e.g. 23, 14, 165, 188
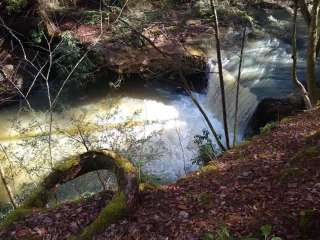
21, 187, 49, 208
281, 116, 294, 124
0, 208, 32, 230
139, 182, 158, 192
54, 155, 80, 172
201, 162, 219, 173
103, 150, 136, 174
70, 192, 128, 240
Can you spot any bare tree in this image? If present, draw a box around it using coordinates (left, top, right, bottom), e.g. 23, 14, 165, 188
210, 0, 230, 149
179, 70, 226, 152
233, 25, 247, 146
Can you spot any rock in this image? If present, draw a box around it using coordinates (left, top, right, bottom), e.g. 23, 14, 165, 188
245, 94, 305, 136
314, 183, 320, 189
179, 211, 189, 219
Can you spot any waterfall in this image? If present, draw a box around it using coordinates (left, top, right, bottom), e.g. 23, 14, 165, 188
206, 37, 293, 139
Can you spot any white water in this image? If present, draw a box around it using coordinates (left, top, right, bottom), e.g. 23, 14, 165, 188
207, 37, 293, 135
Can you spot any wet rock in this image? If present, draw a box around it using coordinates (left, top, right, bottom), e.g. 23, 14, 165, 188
245, 94, 305, 136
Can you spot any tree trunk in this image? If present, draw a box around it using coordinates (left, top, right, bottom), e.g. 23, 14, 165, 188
292, 0, 313, 109
2, 150, 139, 238
179, 71, 226, 152
306, 0, 320, 105
233, 25, 247, 146
210, 0, 230, 149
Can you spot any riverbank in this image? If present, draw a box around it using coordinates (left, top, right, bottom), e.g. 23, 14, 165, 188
0, 0, 297, 107
1, 107, 320, 239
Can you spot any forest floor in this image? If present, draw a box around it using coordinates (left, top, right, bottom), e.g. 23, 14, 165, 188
1, 107, 320, 239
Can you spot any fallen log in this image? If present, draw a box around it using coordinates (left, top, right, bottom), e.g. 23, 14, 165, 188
1, 149, 139, 239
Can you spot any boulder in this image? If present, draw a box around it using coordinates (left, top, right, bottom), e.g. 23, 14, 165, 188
245, 94, 305, 136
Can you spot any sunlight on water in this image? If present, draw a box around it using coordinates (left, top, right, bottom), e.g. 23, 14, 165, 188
0, 90, 227, 204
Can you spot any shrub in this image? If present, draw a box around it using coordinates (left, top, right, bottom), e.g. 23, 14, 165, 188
53, 31, 96, 90
192, 129, 218, 166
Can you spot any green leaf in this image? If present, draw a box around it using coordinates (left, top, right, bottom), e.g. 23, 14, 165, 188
201, 233, 214, 240
260, 225, 272, 238
271, 237, 282, 240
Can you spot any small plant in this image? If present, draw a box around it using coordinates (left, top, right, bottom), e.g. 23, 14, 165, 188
260, 225, 282, 240
192, 129, 218, 166
260, 122, 277, 134
30, 27, 45, 44
201, 226, 233, 240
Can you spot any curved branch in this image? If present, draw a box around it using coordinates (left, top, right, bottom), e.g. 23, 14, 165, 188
1, 150, 139, 238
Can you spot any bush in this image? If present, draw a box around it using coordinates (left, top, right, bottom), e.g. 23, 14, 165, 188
192, 129, 218, 166
53, 31, 96, 90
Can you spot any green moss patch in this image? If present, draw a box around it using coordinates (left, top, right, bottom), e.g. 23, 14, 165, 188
70, 192, 128, 240
54, 155, 80, 172
21, 187, 50, 209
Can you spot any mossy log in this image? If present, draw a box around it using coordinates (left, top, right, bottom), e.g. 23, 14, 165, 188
1, 149, 139, 238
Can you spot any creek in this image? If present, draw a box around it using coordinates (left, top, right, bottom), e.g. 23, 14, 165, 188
0, 7, 312, 205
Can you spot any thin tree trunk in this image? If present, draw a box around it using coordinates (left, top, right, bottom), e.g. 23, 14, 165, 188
292, 0, 313, 109
306, 0, 320, 105
0, 152, 17, 209
210, 0, 230, 149
179, 71, 226, 152
233, 26, 247, 147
